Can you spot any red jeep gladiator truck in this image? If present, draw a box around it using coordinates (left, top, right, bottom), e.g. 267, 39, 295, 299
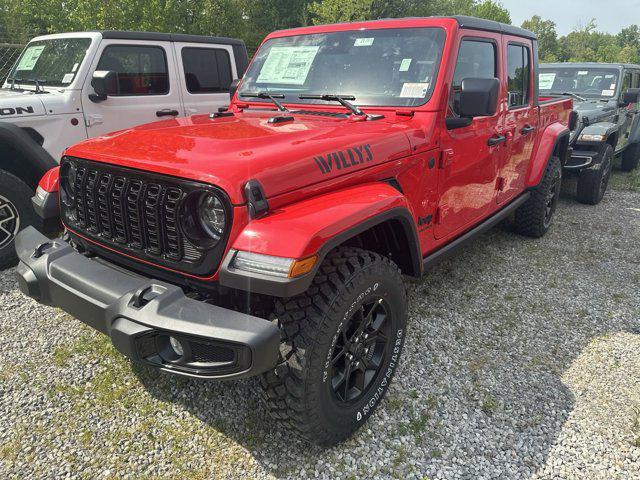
15, 16, 572, 445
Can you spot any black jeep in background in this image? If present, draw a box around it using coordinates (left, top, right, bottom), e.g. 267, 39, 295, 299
540, 62, 640, 204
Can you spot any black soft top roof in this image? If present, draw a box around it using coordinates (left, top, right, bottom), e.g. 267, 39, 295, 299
98, 31, 245, 46
451, 16, 536, 40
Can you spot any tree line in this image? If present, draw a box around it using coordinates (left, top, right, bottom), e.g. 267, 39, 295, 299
0, 0, 638, 65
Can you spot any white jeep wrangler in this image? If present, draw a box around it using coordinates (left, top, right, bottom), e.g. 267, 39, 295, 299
0, 31, 248, 267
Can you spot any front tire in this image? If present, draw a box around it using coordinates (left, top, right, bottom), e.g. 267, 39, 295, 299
513, 156, 561, 238
0, 171, 37, 269
260, 248, 407, 446
621, 142, 640, 172
576, 144, 613, 205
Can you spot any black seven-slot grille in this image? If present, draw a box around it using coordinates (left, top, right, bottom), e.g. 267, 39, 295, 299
60, 157, 230, 276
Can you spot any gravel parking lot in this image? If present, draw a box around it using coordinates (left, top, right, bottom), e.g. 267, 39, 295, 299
1, 171, 639, 480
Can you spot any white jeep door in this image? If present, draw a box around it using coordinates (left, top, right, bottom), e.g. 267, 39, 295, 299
81, 40, 183, 136
172, 42, 236, 116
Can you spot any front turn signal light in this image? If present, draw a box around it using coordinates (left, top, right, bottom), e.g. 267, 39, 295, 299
289, 255, 318, 278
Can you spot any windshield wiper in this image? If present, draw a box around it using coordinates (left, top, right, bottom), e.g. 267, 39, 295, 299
298, 94, 365, 116
240, 92, 289, 112
551, 91, 587, 102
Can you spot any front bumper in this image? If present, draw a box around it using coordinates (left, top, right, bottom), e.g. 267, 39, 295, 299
564, 149, 599, 171
15, 226, 280, 380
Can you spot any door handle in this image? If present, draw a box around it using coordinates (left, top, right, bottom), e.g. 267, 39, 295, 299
156, 109, 179, 117
521, 125, 536, 135
487, 135, 507, 146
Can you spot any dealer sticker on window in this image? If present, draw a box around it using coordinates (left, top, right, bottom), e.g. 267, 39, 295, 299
62, 73, 74, 84
399, 58, 412, 72
400, 82, 430, 98
16, 45, 45, 71
538, 72, 556, 90
257, 46, 320, 85
602, 89, 615, 96
354, 38, 374, 47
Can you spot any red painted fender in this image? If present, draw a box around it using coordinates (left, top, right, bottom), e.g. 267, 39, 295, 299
231, 182, 421, 271
38, 166, 60, 193
525, 123, 569, 188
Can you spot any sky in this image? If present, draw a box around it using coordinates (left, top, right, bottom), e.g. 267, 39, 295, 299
500, 0, 640, 35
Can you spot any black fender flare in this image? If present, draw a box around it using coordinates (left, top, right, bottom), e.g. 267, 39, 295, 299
0, 122, 56, 189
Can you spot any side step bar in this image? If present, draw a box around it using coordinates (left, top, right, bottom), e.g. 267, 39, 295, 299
423, 192, 531, 271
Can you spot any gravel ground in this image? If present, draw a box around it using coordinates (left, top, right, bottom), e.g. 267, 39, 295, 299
1, 172, 639, 479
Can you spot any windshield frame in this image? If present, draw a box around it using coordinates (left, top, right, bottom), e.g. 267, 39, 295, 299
538, 66, 622, 100
7, 36, 93, 89
238, 26, 447, 110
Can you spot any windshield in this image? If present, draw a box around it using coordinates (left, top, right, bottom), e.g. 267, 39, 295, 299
539, 67, 620, 99
8, 38, 91, 88
239, 27, 446, 108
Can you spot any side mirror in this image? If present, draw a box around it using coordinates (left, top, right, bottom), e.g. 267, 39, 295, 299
89, 70, 118, 103
459, 78, 500, 117
622, 87, 640, 106
229, 78, 240, 99
447, 77, 499, 129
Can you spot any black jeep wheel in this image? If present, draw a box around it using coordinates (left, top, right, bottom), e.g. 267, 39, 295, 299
260, 247, 407, 446
621, 142, 640, 172
0, 171, 37, 269
513, 156, 561, 238
576, 144, 613, 205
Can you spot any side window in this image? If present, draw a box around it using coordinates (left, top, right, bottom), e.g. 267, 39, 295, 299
622, 71, 632, 93
452, 39, 497, 88
451, 39, 497, 115
181, 48, 233, 94
96, 45, 169, 96
506, 44, 531, 108
633, 72, 640, 88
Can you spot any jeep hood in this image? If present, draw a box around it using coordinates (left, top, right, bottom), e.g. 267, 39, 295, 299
65, 111, 420, 204
0, 88, 46, 117
572, 98, 618, 123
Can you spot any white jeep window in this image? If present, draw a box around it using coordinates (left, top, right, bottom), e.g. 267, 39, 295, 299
181, 47, 232, 93
97, 45, 169, 96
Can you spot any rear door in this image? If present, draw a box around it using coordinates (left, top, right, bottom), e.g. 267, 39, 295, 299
497, 38, 536, 204
435, 33, 505, 240
173, 42, 236, 116
81, 40, 183, 136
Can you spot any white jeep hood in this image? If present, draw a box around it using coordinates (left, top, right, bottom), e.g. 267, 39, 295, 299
0, 89, 46, 118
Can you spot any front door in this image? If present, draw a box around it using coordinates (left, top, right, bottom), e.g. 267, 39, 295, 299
435, 34, 505, 240
81, 40, 183, 137
497, 39, 536, 204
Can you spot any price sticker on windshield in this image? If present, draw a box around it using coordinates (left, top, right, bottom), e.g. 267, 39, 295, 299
257, 46, 319, 85
400, 82, 430, 98
16, 45, 45, 71
539, 73, 556, 90
354, 38, 374, 47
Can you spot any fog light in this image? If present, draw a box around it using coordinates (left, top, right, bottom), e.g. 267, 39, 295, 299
169, 336, 184, 357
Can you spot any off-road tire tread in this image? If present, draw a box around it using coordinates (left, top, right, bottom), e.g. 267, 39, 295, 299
576, 144, 612, 205
259, 247, 405, 445
513, 156, 561, 238
0, 170, 36, 269
621, 142, 640, 172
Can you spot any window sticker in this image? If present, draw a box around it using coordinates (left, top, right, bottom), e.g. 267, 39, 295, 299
399, 58, 412, 72
257, 46, 320, 85
72, 63, 79, 73
578, 71, 588, 75
610, 83, 617, 89
539, 72, 556, 90
400, 82, 430, 98
354, 38, 374, 47
16, 45, 45, 71
602, 89, 615, 96
61, 73, 74, 84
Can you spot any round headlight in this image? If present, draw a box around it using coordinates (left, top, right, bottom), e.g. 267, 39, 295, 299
180, 190, 228, 248
59, 160, 77, 207
198, 193, 226, 240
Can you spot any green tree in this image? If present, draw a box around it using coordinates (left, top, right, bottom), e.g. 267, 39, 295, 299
521, 15, 559, 62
